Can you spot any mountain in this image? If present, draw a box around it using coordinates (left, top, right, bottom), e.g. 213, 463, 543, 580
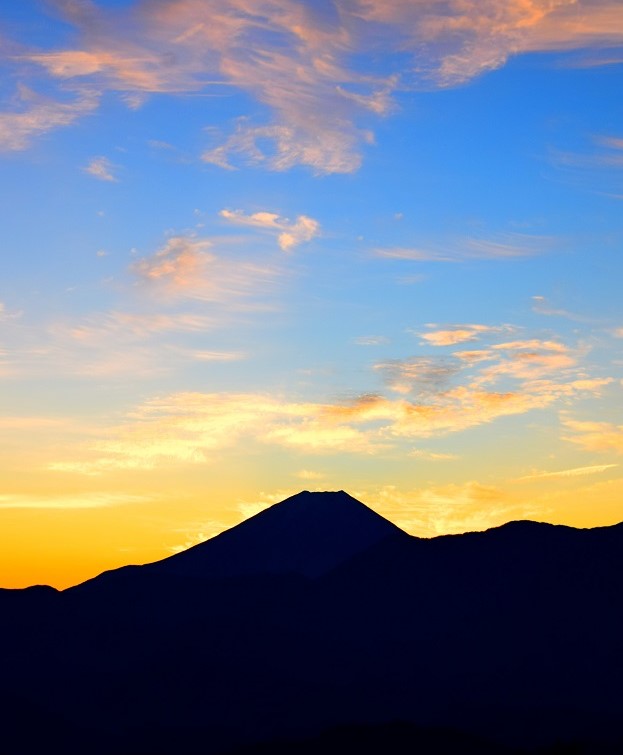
1, 491, 623, 755
144, 489, 408, 579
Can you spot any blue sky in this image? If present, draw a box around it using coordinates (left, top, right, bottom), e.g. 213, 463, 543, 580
1, 0, 623, 587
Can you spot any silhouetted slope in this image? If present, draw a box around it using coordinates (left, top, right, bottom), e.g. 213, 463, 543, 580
1, 492, 623, 755
145, 489, 408, 579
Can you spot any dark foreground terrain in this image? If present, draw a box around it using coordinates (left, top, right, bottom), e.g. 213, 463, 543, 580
2, 491, 622, 754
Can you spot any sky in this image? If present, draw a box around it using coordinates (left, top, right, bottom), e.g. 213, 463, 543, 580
1, 0, 623, 589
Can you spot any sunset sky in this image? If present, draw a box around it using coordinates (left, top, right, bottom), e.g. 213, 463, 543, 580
2, 0, 623, 588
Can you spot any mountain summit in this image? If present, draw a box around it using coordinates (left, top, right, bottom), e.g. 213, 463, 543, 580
146, 489, 407, 579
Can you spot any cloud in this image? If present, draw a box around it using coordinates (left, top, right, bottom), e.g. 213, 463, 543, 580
131, 234, 279, 301
409, 449, 458, 461
0, 85, 98, 151
296, 469, 326, 480
66, 310, 217, 342
50, 362, 606, 473
419, 323, 511, 346
202, 121, 370, 174
452, 349, 496, 363
375, 232, 553, 262
0, 492, 149, 509
354, 335, 389, 346
531, 295, 587, 320
84, 155, 117, 181
220, 208, 319, 251
549, 131, 623, 199
0, 302, 22, 322
357, 481, 527, 538
44, 320, 613, 472
518, 463, 619, 481
491, 339, 569, 353
12, 1, 622, 170
22, 0, 388, 173
468, 339, 587, 387
563, 418, 623, 455
374, 357, 461, 395
0, 416, 68, 430
176, 349, 246, 362
0, 302, 250, 381
354, 0, 623, 86
375, 247, 456, 262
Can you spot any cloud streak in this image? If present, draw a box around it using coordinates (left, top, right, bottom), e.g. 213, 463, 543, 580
375, 232, 554, 263
518, 463, 619, 481
0, 492, 149, 509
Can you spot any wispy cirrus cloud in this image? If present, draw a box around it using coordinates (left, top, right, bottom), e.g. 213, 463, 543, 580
354, 0, 623, 86
84, 155, 117, 181
549, 132, 623, 198
65, 310, 218, 342
131, 234, 279, 302
0, 85, 98, 151
0, 492, 150, 510
531, 295, 589, 321
0, 302, 21, 322
518, 463, 619, 481
219, 208, 319, 251
409, 449, 458, 461
354, 481, 530, 538
9, 0, 623, 170
354, 335, 389, 346
375, 232, 554, 262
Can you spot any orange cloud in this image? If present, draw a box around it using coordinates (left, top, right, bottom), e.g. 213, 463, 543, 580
563, 418, 623, 455
354, 0, 623, 85
131, 234, 278, 301
420, 323, 510, 346
0, 85, 98, 151
8, 0, 623, 169
48, 361, 611, 473
452, 349, 495, 363
220, 208, 319, 250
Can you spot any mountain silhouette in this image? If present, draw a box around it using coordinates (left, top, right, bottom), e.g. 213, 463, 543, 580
145, 489, 408, 579
1, 491, 623, 755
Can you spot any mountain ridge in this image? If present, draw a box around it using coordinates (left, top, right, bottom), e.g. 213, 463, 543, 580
2, 490, 623, 754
